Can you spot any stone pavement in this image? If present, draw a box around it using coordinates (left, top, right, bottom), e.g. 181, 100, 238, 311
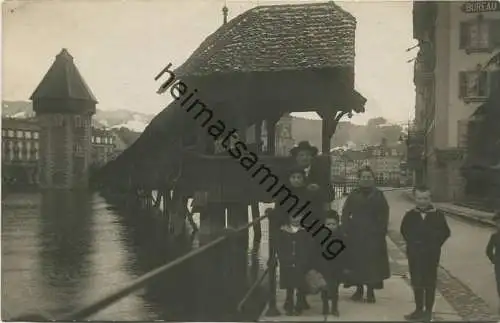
402, 189, 496, 226
260, 236, 461, 322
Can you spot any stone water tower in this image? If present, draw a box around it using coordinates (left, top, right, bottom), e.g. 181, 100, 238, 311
30, 49, 97, 189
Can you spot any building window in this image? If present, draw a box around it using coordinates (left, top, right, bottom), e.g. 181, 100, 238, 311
52, 114, 64, 127
460, 17, 500, 53
96, 137, 101, 144
25, 131, 31, 139
3, 141, 9, 157
8, 130, 14, 137
2, 129, 6, 137
459, 70, 492, 102
33, 132, 39, 139
16, 131, 23, 138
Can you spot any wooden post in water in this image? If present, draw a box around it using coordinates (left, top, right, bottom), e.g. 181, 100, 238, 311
227, 203, 249, 246
199, 203, 225, 245
250, 203, 262, 242
266, 208, 280, 316
265, 116, 280, 316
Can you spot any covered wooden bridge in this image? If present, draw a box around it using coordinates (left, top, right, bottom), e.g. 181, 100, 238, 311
15, 2, 369, 321
97, 1, 366, 237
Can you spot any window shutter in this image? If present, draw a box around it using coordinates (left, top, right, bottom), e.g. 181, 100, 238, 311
489, 19, 500, 46
479, 71, 488, 96
489, 70, 500, 96
458, 71, 467, 98
459, 22, 469, 49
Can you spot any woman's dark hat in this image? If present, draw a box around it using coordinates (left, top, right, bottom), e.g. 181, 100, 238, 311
290, 141, 319, 157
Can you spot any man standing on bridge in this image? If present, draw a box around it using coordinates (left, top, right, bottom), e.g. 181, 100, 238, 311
289, 141, 335, 310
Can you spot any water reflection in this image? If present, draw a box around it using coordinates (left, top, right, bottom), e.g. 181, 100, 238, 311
2, 192, 268, 321
37, 191, 93, 316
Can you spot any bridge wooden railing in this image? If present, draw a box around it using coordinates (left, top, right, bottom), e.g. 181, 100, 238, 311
11, 210, 281, 321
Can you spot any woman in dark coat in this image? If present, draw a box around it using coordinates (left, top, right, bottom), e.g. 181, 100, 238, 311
341, 166, 390, 303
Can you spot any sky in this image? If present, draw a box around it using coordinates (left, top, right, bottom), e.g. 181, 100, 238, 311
2, 0, 417, 125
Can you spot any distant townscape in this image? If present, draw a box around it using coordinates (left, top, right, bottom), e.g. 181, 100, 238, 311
2, 100, 408, 189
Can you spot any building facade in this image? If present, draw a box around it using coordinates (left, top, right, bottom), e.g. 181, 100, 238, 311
261, 114, 295, 156
413, 1, 500, 202
2, 118, 40, 186
91, 128, 118, 166
2, 117, 117, 188
330, 140, 406, 185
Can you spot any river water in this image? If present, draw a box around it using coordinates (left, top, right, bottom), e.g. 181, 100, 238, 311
1, 191, 270, 321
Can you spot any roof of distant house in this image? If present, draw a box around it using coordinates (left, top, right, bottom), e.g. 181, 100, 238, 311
175, 2, 356, 77
2, 117, 39, 131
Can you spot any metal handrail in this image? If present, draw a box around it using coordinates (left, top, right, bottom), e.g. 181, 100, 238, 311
236, 267, 269, 313
14, 211, 272, 321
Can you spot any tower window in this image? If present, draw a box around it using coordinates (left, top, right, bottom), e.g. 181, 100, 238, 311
16, 131, 23, 138
74, 116, 83, 128
8, 130, 14, 137
34, 132, 39, 139
74, 143, 83, 155
54, 114, 64, 126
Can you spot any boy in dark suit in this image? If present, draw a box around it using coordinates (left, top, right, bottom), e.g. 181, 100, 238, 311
486, 211, 500, 312
401, 185, 450, 321
314, 210, 345, 317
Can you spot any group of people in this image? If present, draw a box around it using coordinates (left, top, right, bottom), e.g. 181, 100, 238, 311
269, 141, 453, 321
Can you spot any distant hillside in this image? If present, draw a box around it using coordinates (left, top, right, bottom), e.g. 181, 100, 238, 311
290, 116, 404, 149
2, 101, 405, 148
2, 101, 154, 132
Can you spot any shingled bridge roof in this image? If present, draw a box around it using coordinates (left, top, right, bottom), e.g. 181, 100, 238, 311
175, 1, 357, 77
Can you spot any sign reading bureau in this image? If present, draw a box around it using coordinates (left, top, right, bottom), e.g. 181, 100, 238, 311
461, 1, 500, 13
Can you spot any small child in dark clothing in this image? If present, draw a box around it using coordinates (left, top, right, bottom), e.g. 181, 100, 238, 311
486, 211, 500, 310
314, 210, 345, 317
401, 185, 450, 322
277, 214, 312, 316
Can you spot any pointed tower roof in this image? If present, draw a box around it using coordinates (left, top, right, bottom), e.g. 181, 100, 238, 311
31, 49, 97, 103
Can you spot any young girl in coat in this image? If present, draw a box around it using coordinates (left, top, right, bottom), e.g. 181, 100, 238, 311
276, 167, 313, 315
277, 213, 312, 316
